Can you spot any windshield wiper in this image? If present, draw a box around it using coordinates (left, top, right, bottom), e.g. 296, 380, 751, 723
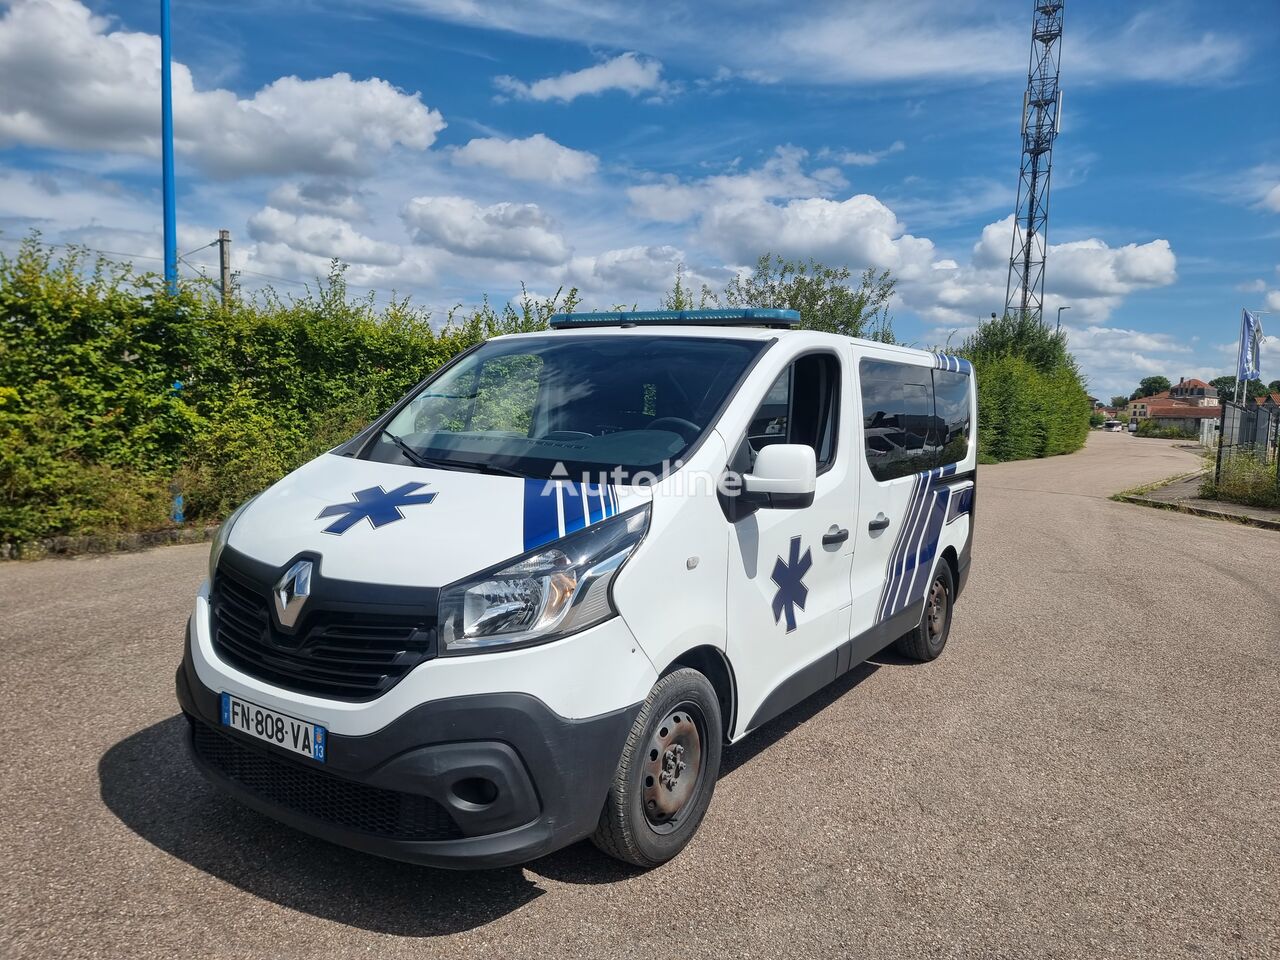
382, 429, 433, 468
422, 456, 526, 478
381, 430, 525, 478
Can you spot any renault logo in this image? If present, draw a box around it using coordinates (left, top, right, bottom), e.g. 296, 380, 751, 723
273, 560, 313, 628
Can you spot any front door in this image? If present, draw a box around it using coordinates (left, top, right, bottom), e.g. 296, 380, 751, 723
726, 350, 854, 735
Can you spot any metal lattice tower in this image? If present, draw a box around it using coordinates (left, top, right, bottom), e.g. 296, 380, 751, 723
1004, 0, 1064, 325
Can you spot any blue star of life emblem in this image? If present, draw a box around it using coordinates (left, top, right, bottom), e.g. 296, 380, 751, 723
770, 535, 812, 633
317, 482, 437, 535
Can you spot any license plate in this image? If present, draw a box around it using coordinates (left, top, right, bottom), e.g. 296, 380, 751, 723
220, 692, 327, 762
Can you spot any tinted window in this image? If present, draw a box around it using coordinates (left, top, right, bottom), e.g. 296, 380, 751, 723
933, 369, 971, 468
860, 358, 970, 481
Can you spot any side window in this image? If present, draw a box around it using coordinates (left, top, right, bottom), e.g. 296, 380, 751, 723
859, 359, 935, 481
933, 369, 971, 467
745, 353, 840, 470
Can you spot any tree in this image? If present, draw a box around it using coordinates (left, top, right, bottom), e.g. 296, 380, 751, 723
1209, 375, 1268, 402
718, 254, 896, 342
1269, 379, 1280, 394
1109, 395, 1129, 409
959, 310, 1073, 375
1130, 376, 1170, 400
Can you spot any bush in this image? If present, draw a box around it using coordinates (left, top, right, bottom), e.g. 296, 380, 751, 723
960, 312, 1091, 464
1134, 420, 1196, 440
1201, 454, 1280, 509
969, 353, 1090, 463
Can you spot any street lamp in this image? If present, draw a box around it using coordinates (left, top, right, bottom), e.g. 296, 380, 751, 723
1056, 305, 1071, 332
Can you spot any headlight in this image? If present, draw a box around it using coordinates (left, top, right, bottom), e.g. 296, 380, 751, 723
439, 504, 650, 654
208, 496, 257, 586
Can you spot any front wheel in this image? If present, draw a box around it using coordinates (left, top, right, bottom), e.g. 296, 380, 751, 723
592, 667, 723, 868
894, 560, 954, 662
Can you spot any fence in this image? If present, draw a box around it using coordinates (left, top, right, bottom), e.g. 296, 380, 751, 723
1214, 399, 1280, 487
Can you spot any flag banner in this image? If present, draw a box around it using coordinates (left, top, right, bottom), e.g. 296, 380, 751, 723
1238, 308, 1264, 381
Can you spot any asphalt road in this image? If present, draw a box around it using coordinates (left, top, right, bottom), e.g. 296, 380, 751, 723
1, 432, 1276, 959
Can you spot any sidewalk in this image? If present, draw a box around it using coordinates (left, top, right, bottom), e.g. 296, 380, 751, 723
1116, 473, 1280, 531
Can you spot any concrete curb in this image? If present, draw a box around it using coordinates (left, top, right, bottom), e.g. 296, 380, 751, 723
0, 524, 220, 561
1115, 472, 1280, 532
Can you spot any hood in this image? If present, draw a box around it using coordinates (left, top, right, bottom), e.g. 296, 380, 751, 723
226, 453, 644, 587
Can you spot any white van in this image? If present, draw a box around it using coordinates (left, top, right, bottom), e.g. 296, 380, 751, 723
176, 309, 977, 869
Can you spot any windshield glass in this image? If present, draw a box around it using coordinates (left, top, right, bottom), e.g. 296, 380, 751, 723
369, 334, 766, 481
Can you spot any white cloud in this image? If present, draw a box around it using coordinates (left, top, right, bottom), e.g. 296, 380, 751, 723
247, 207, 403, 266
829, 140, 905, 167
494, 52, 667, 103
1261, 184, 1280, 213
398, 0, 1247, 88
0, 0, 445, 177
1266, 290, 1280, 312
560, 244, 727, 301
266, 181, 367, 221
628, 146, 845, 223
1049, 237, 1178, 299
1237, 279, 1267, 293
451, 134, 598, 183
402, 196, 568, 264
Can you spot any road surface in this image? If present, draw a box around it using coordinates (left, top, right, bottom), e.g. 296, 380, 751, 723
1, 432, 1276, 959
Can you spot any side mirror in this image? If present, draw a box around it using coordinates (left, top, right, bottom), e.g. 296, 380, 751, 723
742, 444, 816, 510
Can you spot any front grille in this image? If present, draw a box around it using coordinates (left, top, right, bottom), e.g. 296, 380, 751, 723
210, 561, 436, 700
192, 721, 463, 842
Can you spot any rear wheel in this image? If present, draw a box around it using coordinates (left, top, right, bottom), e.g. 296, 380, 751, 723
592, 668, 723, 868
894, 560, 954, 662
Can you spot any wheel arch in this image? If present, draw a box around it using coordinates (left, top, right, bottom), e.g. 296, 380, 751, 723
661, 645, 737, 744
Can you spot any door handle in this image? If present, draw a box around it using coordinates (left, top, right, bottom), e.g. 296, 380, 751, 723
822, 526, 849, 546
868, 513, 891, 532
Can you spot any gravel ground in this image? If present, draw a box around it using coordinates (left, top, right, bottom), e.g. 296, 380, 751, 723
1, 431, 1276, 959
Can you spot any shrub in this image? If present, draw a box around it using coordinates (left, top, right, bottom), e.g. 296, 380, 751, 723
1200, 454, 1280, 509
1134, 420, 1197, 440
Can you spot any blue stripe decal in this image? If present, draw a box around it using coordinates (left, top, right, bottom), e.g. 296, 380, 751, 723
947, 486, 974, 523
523, 478, 619, 551
561, 480, 586, 532
522, 479, 561, 551
877, 463, 960, 623
932, 353, 971, 376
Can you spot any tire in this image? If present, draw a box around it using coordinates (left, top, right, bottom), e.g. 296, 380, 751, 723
592, 667, 723, 868
893, 559, 955, 662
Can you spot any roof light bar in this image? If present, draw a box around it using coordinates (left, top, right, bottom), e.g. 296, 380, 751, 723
548, 308, 801, 329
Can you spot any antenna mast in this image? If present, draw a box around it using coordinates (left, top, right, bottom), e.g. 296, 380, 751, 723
1004, 0, 1064, 325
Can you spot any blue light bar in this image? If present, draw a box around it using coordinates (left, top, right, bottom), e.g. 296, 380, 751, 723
548, 308, 800, 329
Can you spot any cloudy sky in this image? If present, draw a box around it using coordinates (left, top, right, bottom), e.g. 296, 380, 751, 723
0, 0, 1277, 398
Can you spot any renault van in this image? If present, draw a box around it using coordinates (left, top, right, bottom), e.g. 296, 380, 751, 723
175, 308, 976, 869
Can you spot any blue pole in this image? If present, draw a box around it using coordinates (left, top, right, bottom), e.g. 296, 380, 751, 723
160, 0, 177, 295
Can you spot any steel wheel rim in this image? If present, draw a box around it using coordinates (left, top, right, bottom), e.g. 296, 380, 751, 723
641, 701, 705, 834
926, 576, 948, 641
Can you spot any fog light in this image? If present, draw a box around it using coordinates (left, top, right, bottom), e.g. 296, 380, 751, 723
452, 777, 499, 807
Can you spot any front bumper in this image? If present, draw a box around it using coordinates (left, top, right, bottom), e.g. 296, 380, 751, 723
176, 642, 640, 869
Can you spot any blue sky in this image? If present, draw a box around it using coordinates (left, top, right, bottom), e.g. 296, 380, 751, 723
0, 0, 1277, 398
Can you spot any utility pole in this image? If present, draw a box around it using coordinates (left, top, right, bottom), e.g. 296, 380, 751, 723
160, 0, 177, 295
217, 229, 232, 305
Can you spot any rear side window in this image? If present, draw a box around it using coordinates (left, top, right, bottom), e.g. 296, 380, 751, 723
859, 359, 971, 481
933, 369, 972, 468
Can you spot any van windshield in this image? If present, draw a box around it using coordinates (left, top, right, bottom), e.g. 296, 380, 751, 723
368, 334, 766, 481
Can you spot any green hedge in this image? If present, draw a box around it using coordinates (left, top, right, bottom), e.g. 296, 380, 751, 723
0, 241, 544, 542
970, 354, 1091, 463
